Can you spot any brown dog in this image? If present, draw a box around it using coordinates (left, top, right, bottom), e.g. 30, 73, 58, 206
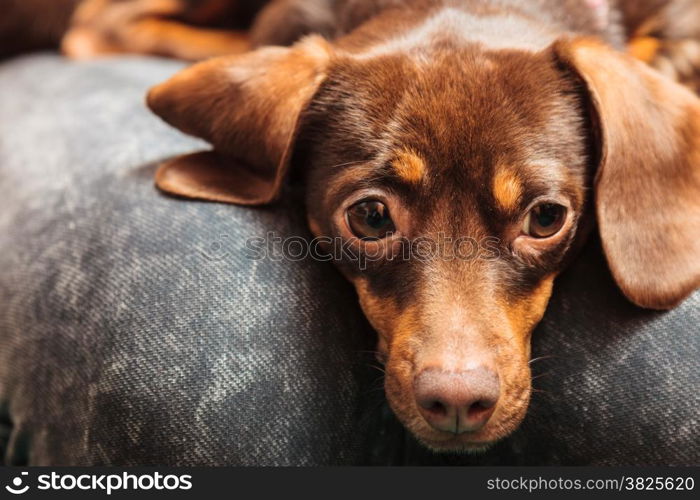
143, 0, 700, 451
10, 0, 696, 451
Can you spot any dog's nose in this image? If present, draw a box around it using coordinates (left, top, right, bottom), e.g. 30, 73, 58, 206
414, 367, 500, 434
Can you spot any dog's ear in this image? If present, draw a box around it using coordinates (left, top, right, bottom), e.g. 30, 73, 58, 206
554, 38, 700, 310
147, 35, 332, 205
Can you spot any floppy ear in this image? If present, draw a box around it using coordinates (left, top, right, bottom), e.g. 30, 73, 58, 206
146, 35, 332, 205
554, 38, 700, 310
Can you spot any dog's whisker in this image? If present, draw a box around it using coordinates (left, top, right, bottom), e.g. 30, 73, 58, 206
330, 160, 366, 169
363, 378, 387, 396
529, 355, 557, 365
369, 364, 386, 375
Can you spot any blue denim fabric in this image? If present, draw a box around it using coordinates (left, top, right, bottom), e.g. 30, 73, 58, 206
0, 55, 697, 465
0, 55, 376, 465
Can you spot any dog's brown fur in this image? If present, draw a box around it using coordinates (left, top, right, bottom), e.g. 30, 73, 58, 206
143, 0, 700, 451
9, 0, 700, 451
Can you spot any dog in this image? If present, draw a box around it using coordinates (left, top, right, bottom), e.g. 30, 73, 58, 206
9, 0, 700, 451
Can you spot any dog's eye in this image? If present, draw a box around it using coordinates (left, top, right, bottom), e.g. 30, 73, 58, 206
346, 200, 395, 240
522, 203, 567, 238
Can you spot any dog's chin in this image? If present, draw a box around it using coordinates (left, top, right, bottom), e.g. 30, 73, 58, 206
419, 438, 496, 455
408, 424, 513, 454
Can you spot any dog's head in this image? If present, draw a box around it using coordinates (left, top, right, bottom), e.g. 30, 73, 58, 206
147, 35, 700, 450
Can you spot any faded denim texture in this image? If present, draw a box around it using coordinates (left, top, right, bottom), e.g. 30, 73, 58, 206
0, 55, 698, 466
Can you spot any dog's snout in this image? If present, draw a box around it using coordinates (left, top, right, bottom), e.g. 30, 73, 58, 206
414, 367, 500, 434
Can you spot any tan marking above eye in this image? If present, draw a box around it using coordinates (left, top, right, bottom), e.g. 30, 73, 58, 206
492, 169, 522, 211
392, 149, 426, 184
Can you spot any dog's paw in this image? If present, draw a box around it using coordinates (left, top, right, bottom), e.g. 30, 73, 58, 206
61, 27, 125, 59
